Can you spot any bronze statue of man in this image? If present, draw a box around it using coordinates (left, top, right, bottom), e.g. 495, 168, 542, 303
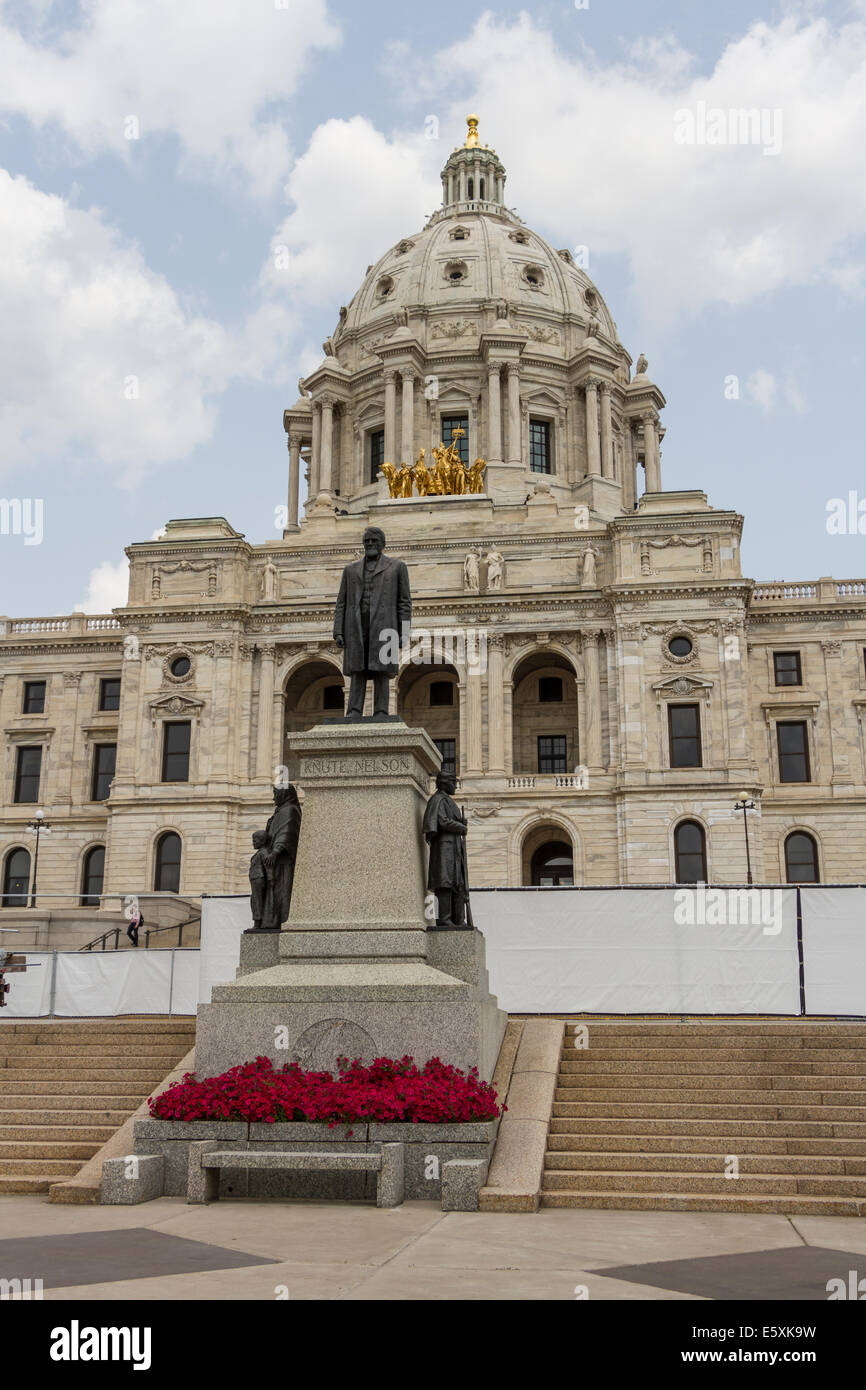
333, 526, 411, 720
423, 772, 470, 929
248, 784, 302, 933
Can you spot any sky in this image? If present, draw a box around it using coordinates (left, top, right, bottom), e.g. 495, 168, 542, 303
0, 0, 865, 616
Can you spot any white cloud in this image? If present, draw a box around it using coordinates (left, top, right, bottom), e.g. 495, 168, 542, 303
75, 557, 129, 613
262, 116, 441, 318
0, 0, 340, 194
746, 368, 777, 412
0, 169, 241, 481
370, 11, 866, 325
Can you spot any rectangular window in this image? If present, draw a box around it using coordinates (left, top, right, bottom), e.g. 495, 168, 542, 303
529, 419, 552, 474
23, 681, 46, 714
433, 738, 457, 778
91, 743, 117, 801
14, 745, 42, 803
99, 677, 121, 711
537, 735, 567, 774
777, 720, 810, 783
538, 676, 563, 703
161, 721, 191, 782
773, 651, 802, 687
369, 428, 385, 484
668, 704, 702, 768
441, 415, 469, 464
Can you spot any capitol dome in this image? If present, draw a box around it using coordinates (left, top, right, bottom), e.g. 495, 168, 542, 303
286, 118, 664, 521
333, 118, 621, 368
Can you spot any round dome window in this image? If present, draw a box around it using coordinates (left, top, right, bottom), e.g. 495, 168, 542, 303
376, 275, 395, 299
667, 635, 693, 659
445, 261, 468, 284
522, 264, 544, 289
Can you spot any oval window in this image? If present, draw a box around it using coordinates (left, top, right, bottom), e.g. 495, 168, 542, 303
170, 655, 191, 678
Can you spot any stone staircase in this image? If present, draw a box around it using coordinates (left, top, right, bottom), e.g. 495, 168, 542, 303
542, 1020, 866, 1215
0, 1018, 196, 1194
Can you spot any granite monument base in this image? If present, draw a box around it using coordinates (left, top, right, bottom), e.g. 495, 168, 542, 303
195, 722, 506, 1086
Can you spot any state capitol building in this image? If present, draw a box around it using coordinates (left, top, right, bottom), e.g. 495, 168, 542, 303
2, 118, 863, 928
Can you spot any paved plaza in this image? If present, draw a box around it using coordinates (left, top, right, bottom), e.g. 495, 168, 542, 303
3, 1197, 865, 1301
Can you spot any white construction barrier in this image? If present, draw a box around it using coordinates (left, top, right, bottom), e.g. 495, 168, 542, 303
471, 887, 801, 1015
2, 949, 198, 1017
800, 887, 866, 1016
6, 886, 866, 1018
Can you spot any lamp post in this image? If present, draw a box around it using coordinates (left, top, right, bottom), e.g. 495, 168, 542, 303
25, 809, 51, 908
734, 793, 756, 885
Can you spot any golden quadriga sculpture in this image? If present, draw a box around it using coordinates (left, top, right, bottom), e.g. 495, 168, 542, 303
382, 429, 486, 499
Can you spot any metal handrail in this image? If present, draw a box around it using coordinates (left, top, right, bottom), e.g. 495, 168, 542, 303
78, 913, 201, 953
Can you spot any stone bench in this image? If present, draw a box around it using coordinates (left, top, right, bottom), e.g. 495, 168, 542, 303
186, 1141, 404, 1207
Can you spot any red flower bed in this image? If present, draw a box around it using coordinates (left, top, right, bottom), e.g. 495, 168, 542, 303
149, 1054, 502, 1126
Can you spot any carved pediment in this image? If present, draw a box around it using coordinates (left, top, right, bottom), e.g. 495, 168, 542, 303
652, 675, 714, 701
148, 694, 205, 722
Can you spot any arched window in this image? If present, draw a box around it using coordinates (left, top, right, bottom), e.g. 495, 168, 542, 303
154, 832, 181, 893
674, 820, 707, 883
2, 847, 30, 907
467, 177, 474, 199
530, 840, 574, 886
81, 846, 105, 907
785, 831, 819, 883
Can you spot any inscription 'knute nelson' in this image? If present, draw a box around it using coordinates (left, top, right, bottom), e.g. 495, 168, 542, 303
302, 755, 412, 776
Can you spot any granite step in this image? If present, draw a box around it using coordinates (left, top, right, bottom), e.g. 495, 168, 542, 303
541, 1191, 866, 1216
0, 1157, 88, 1177
0, 1124, 117, 1144
544, 1150, 866, 1175
542, 1021, 866, 1215
547, 1132, 866, 1157
0, 1140, 102, 1161
559, 1056, 866, 1073
556, 1072, 866, 1089
549, 1116, 866, 1138
0, 1017, 194, 1196
541, 1169, 866, 1196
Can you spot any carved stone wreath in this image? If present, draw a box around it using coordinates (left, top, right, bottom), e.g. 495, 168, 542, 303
162, 647, 195, 685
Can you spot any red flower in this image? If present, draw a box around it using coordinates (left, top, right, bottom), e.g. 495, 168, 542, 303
148, 1054, 501, 1124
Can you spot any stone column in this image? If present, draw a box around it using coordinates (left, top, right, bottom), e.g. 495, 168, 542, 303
211, 640, 236, 782
486, 635, 505, 773
255, 643, 276, 781
506, 363, 521, 465
642, 410, 661, 492
584, 378, 601, 477
318, 396, 334, 495
310, 405, 321, 499
822, 640, 851, 784
401, 370, 415, 463
384, 369, 397, 463
287, 434, 301, 530
461, 663, 483, 775
582, 630, 604, 770
618, 624, 645, 767
599, 383, 613, 479
57, 673, 81, 805
487, 366, 502, 463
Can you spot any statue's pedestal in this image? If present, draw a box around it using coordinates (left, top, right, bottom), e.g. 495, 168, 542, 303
195, 722, 506, 1080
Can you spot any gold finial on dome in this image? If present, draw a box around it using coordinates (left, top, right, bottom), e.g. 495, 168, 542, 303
465, 114, 480, 147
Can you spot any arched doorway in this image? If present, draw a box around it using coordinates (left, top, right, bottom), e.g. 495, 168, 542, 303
397, 663, 459, 776
2, 847, 30, 907
520, 821, 576, 886
283, 659, 345, 776
154, 832, 181, 893
81, 845, 106, 907
785, 831, 819, 883
674, 820, 707, 883
511, 651, 578, 775
530, 840, 574, 886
